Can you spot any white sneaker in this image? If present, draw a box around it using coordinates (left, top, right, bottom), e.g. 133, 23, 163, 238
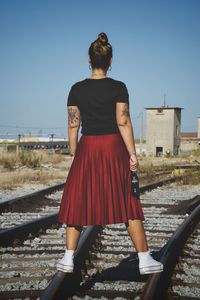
138, 250, 163, 275
56, 249, 75, 273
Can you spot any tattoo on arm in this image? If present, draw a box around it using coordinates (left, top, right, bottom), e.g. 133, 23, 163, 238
120, 103, 130, 117
68, 107, 80, 126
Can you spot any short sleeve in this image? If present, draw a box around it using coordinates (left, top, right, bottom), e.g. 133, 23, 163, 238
116, 82, 129, 104
67, 85, 78, 106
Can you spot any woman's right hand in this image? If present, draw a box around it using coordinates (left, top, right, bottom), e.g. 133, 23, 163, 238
130, 153, 139, 172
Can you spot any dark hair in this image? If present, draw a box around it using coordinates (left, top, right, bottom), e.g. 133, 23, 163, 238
88, 32, 112, 70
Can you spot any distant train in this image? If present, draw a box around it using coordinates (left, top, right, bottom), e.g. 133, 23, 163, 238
0, 141, 70, 154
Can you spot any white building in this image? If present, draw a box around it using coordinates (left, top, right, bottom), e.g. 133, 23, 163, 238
145, 106, 183, 156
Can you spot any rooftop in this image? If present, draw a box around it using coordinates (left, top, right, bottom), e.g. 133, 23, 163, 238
145, 106, 184, 110
180, 132, 199, 140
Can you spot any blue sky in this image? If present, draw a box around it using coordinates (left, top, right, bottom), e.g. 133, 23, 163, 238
0, 0, 200, 139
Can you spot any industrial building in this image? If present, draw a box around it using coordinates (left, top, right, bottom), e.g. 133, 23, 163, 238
145, 106, 183, 156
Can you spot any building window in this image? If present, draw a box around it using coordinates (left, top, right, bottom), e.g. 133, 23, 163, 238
156, 108, 164, 115
176, 125, 178, 136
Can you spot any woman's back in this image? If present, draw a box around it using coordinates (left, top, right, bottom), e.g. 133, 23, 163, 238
57, 32, 163, 277
67, 77, 129, 135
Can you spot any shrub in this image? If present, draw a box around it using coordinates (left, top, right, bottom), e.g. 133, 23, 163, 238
192, 148, 200, 157
138, 163, 156, 177
18, 151, 42, 168
0, 153, 18, 170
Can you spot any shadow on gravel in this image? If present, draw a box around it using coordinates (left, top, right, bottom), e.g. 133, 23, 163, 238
74, 250, 162, 296
163, 195, 200, 215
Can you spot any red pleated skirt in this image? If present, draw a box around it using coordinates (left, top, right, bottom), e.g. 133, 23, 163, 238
57, 133, 145, 226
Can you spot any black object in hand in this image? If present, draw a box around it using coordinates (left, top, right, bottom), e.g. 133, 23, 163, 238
131, 171, 140, 198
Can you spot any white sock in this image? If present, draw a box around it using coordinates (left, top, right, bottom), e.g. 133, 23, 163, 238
64, 249, 75, 256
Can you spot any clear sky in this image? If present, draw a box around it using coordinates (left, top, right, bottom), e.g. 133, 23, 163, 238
0, 0, 200, 139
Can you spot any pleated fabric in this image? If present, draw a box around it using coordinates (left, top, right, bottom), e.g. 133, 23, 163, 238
57, 133, 145, 226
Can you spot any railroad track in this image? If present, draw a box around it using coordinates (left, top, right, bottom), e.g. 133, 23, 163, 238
141, 201, 200, 300
0, 183, 65, 231
0, 177, 199, 299
40, 192, 200, 300
0, 172, 195, 247
168, 222, 200, 299
1, 164, 198, 232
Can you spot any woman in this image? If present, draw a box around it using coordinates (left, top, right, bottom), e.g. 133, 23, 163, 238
56, 32, 163, 275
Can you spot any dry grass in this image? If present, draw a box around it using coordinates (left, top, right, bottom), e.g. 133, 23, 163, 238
0, 169, 65, 190
0, 153, 18, 170
0, 151, 68, 189
176, 170, 200, 185
138, 162, 176, 176
1, 150, 198, 190
138, 163, 156, 177
191, 148, 200, 158
41, 152, 66, 164
0, 151, 66, 170
18, 151, 42, 168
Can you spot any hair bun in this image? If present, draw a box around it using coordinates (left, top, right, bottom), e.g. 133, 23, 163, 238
98, 32, 108, 45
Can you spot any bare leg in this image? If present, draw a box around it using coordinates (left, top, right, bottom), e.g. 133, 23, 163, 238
66, 225, 83, 250
124, 219, 163, 275
125, 219, 148, 252
56, 224, 83, 272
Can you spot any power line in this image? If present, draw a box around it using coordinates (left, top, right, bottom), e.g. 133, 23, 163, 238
0, 124, 66, 130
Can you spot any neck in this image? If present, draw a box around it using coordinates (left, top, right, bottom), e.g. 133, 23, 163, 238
91, 68, 107, 78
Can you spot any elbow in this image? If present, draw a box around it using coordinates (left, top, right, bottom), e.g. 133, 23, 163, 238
68, 120, 80, 129
68, 124, 80, 130
117, 118, 130, 127
117, 122, 128, 127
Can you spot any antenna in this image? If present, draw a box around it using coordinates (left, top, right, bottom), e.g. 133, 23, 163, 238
164, 93, 166, 107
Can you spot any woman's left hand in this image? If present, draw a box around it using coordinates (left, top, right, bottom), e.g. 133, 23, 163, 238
130, 153, 139, 171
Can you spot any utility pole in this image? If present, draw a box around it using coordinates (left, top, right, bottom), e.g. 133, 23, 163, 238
141, 111, 143, 145
49, 133, 55, 142
17, 134, 22, 153
49, 133, 55, 153
138, 112, 143, 155
164, 93, 166, 107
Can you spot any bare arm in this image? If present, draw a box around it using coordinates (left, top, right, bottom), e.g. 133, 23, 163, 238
68, 106, 80, 156
116, 102, 136, 156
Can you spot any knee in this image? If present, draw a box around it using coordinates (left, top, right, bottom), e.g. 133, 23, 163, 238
67, 224, 83, 232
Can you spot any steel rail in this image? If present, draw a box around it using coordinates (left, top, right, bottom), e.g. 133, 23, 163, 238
0, 182, 64, 213
0, 173, 196, 247
0, 213, 58, 247
140, 196, 200, 300
0, 172, 199, 299
40, 225, 103, 300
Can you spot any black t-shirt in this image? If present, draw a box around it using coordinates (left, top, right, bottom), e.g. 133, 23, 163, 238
67, 77, 129, 135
